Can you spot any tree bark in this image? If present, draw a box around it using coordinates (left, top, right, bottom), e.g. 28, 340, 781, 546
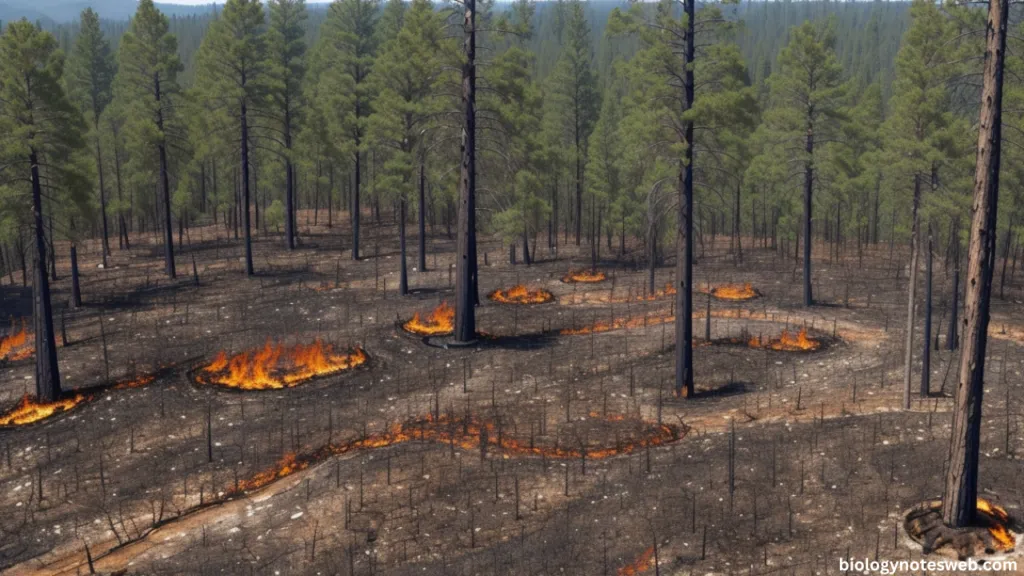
921, 232, 932, 398
802, 123, 814, 306
353, 149, 361, 260
285, 108, 296, 250
70, 245, 81, 308
399, 196, 408, 296
155, 72, 175, 278
95, 129, 109, 268
418, 159, 427, 272
241, 99, 254, 277
30, 150, 61, 402
674, 0, 695, 399
942, 0, 1007, 528
454, 0, 477, 342
902, 176, 922, 410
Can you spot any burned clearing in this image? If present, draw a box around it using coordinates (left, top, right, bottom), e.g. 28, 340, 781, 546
1, 220, 1022, 576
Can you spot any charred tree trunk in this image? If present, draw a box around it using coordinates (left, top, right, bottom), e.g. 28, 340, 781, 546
285, 111, 296, 250
353, 148, 361, 260
70, 245, 81, 308
802, 123, 814, 306
942, 0, 1007, 528
674, 0, 696, 399
399, 196, 408, 296
998, 219, 1013, 299
921, 232, 932, 398
30, 150, 61, 402
155, 73, 175, 279
522, 230, 531, 266
418, 159, 427, 272
241, 100, 254, 277
95, 127, 109, 268
454, 0, 477, 342
903, 177, 922, 410
949, 234, 960, 351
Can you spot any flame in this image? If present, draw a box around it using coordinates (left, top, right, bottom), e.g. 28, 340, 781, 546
977, 498, 1016, 551
748, 328, 820, 351
195, 339, 367, 390
563, 270, 607, 283
229, 414, 683, 495
618, 546, 656, 576
488, 285, 554, 304
0, 319, 33, 362
709, 283, 758, 301
0, 394, 88, 427
403, 302, 455, 336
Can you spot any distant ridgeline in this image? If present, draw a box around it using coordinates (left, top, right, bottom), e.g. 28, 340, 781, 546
6, 0, 908, 94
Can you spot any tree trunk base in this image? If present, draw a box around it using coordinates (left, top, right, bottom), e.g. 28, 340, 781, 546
904, 499, 1018, 560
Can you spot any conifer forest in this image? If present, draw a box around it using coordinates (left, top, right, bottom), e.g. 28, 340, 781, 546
1, 0, 1024, 573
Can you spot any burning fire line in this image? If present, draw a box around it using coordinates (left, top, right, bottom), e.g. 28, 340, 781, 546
402, 302, 455, 336
560, 311, 676, 336
562, 269, 607, 284
194, 339, 368, 390
746, 328, 820, 352
706, 283, 758, 301
229, 414, 684, 495
618, 546, 656, 576
0, 319, 34, 363
488, 285, 554, 305
0, 394, 89, 427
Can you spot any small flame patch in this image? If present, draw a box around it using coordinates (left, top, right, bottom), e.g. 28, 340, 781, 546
0, 319, 33, 362
403, 302, 455, 336
488, 285, 554, 304
195, 339, 367, 390
562, 270, 607, 283
0, 394, 88, 427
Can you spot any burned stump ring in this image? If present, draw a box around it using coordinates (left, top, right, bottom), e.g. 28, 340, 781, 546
904, 499, 1017, 559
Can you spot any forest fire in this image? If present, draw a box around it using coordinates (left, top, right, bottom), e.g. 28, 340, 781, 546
618, 546, 656, 575
748, 328, 821, 351
977, 499, 1017, 551
906, 498, 1017, 556
488, 285, 554, 304
562, 269, 607, 283
0, 319, 33, 363
402, 302, 455, 336
710, 283, 759, 301
0, 394, 89, 427
194, 339, 367, 390
228, 414, 684, 495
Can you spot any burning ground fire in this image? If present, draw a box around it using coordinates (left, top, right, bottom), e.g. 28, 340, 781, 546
977, 498, 1017, 551
194, 339, 367, 390
229, 414, 684, 495
906, 498, 1017, 554
560, 311, 676, 336
562, 269, 607, 283
618, 546, 656, 575
402, 301, 455, 336
708, 282, 759, 301
0, 319, 33, 363
747, 328, 821, 352
0, 394, 88, 427
488, 285, 554, 304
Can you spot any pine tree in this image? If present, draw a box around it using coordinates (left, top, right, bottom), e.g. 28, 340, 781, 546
195, 0, 268, 277
314, 0, 379, 261
66, 8, 114, 268
113, 0, 183, 278
266, 0, 307, 250
0, 19, 90, 401
366, 0, 443, 296
764, 20, 846, 307
549, 0, 598, 248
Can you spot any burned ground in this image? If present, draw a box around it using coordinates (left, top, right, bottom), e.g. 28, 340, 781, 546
1, 217, 1022, 575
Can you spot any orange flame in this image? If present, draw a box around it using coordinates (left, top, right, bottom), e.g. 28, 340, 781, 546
489, 285, 554, 304
195, 339, 367, 390
229, 414, 683, 495
112, 374, 157, 390
0, 319, 33, 362
563, 270, 607, 283
618, 546, 656, 576
560, 311, 676, 336
403, 302, 455, 336
709, 283, 758, 301
977, 498, 1016, 551
0, 394, 88, 427
748, 328, 820, 351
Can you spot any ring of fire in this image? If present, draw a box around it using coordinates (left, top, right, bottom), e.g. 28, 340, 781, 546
488, 285, 554, 305
193, 339, 368, 390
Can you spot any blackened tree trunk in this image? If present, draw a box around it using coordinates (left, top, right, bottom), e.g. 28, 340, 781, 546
155, 73, 175, 278
353, 149, 361, 260
674, 0, 695, 399
903, 177, 922, 410
998, 219, 1013, 299
454, 0, 477, 342
802, 124, 814, 306
948, 225, 960, 350
95, 128, 109, 268
734, 182, 742, 264
921, 232, 932, 397
942, 0, 1007, 528
241, 100, 254, 277
70, 245, 81, 308
575, 144, 582, 246
418, 160, 427, 272
285, 108, 296, 250
399, 196, 408, 295
522, 231, 530, 266
30, 150, 61, 402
